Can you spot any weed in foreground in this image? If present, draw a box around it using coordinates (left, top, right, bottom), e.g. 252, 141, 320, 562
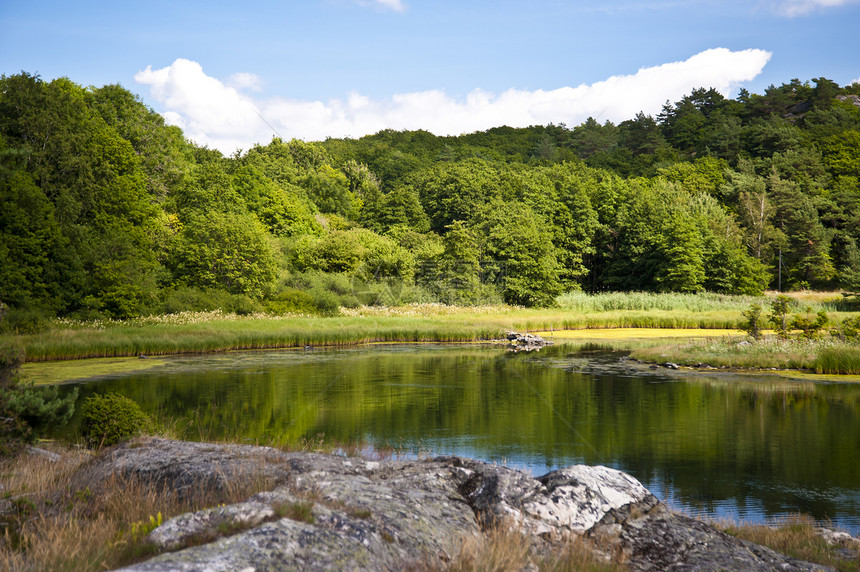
0, 445, 284, 572
415, 521, 626, 572
717, 514, 860, 572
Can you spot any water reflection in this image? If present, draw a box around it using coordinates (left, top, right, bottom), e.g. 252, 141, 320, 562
59, 343, 860, 533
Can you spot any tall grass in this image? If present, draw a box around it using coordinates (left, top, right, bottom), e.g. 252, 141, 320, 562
5, 293, 857, 362
557, 290, 849, 313
557, 291, 760, 313
632, 336, 860, 374
814, 347, 860, 375
7, 305, 752, 362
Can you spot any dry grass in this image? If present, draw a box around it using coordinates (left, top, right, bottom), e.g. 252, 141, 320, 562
420, 521, 626, 572
0, 446, 284, 572
717, 514, 860, 572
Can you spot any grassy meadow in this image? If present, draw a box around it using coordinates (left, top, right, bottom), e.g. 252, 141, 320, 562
3, 291, 859, 374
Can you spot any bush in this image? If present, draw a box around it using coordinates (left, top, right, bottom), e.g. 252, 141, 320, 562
161, 287, 262, 315
740, 303, 764, 340
0, 305, 53, 334
264, 288, 317, 315
1, 303, 78, 455
80, 393, 156, 448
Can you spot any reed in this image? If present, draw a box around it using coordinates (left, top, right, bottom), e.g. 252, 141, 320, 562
814, 347, 860, 375
5, 293, 857, 363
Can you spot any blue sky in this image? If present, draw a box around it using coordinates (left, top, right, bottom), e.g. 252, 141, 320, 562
3, 0, 859, 153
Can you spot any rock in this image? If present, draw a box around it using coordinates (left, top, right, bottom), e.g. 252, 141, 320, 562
26, 445, 61, 462
662, 362, 680, 370
506, 331, 552, 352
71, 437, 831, 571
837, 94, 860, 108
590, 506, 835, 571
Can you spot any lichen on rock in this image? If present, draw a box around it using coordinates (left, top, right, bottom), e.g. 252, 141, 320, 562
77, 438, 835, 571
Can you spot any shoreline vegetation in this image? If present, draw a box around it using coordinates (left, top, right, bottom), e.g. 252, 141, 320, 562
3, 291, 860, 375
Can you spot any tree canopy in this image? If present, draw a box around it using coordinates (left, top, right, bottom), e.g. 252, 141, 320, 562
2, 72, 859, 324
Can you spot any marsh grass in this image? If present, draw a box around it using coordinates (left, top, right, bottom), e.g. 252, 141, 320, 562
0, 445, 284, 572
814, 347, 860, 375
631, 336, 860, 374
6, 293, 857, 363
716, 514, 860, 572
9, 307, 748, 363
631, 336, 817, 370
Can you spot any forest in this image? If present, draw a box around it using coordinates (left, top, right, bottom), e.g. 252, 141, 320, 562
1, 72, 859, 330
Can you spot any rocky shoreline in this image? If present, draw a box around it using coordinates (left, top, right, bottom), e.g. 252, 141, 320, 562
52, 437, 848, 571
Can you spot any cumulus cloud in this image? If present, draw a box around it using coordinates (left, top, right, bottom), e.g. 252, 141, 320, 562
135, 48, 771, 154
767, 0, 860, 16
227, 72, 263, 92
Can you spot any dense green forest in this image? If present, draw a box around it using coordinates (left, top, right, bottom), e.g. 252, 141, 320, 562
1, 72, 859, 330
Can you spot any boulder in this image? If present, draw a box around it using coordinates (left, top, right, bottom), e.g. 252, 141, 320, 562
506, 331, 552, 351
72, 438, 834, 571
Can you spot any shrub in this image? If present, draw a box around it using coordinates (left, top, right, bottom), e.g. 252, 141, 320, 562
264, 288, 317, 315
0, 305, 53, 334
789, 309, 828, 339
831, 315, 860, 341
769, 295, 793, 338
1, 303, 78, 455
739, 303, 764, 340
161, 287, 262, 315
80, 393, 156, 448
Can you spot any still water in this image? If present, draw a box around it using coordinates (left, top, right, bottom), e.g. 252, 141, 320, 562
60, 343, 860, 533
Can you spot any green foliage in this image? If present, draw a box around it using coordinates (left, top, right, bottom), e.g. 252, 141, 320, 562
0, 303, 78, 454
814, 347, 860, 375
160, 286, 261, 315
740, 304, 764, 340
769, 295, 793, 338
80, 392, 156, 448
790, 308, 829, 339
831, 315, 860, 341
3, 71, 860, 315
168, 212, 278, 299
264, 288, 318, 315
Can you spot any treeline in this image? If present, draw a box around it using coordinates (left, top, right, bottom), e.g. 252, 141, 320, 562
1, 73, 859, 329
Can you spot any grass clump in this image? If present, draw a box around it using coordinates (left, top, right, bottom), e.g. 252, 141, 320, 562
435, 521, 625, 572
80, 393, 157, 448
0, 443, 284, 571
814, 347, 860, 375
718, 515, 860, 572
274, 500, 315, 524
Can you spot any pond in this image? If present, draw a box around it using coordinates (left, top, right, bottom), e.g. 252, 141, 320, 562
54, 343, 860, 534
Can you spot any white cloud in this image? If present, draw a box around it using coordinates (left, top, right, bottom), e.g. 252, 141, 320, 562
851, 76, 860, 86
374, 0, 406, 11
227, 72, 263, 92
135, 48, 771, 155
767, 0, 860, 16
355, 0, 406, 12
